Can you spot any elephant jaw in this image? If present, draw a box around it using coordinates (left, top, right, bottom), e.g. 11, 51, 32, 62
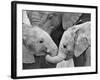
35, 52, 46, 56
45, 52, 66, 63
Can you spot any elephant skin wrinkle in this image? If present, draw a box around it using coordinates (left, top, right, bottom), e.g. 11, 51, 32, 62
22, 10, 91, 69
46, 21, 91, 68
62, 13, 82, 30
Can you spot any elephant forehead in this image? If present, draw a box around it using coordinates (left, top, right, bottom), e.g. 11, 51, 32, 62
32, 26, 48, 35
27, 26, 51, 41
62, 30, 73, 41
59, 30, 74, 48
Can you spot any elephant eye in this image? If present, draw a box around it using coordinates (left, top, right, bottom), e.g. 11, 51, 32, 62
63, 45, 67, 48
39, 40, 44, 43
47, 14, 54, 20
63, 44, 68, 49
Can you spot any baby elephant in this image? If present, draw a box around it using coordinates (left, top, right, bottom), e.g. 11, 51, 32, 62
23, 23, 58, 63
45, 21, 91, 67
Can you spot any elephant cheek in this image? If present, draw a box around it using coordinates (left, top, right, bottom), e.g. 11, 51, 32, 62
34, 43, 42, 52
34, 45, 47, 56
65, 51, 74, 60
59, 47, 74, 60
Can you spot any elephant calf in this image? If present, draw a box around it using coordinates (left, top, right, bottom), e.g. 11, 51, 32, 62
46, 21, 91, 67
22, 23, 58, 63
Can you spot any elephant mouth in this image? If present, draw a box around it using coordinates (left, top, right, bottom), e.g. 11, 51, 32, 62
40, 50, 50, 55
35, 51, 50, 56
35, 52, 46, 56
64, 51, 74, 60
37, 47, 50, 56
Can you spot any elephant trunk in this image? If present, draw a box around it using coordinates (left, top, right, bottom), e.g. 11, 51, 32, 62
47, 44, 58, 57
45, 51, 66, 63
45, 36, 58, 57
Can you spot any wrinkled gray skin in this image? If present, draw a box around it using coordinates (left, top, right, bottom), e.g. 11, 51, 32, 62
22, 11, 60, 63
27, 11, 61, 34
23, 23, 58, 57
45, 21, 91, 63
62, 13, 82, 30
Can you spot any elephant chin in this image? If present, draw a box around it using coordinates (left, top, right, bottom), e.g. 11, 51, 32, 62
45, 52, 66, 63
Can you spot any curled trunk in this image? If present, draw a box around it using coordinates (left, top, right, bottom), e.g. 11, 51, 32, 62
45, 51, 66, 63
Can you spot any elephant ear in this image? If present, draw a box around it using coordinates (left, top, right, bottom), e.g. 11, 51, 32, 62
23, 10, 31, 26
23, 45, 35, 63
73, 22, 90, 57
22, 24, 36, 63
22, 23, 32, 39
62, 13, 82, 30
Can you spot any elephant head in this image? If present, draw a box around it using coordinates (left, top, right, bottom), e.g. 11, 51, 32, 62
45, 21, 91, 63
27, 11, 61, 34
23, 23, 58, 57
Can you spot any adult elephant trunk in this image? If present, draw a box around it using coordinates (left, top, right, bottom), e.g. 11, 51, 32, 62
45, 51, 66, 63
